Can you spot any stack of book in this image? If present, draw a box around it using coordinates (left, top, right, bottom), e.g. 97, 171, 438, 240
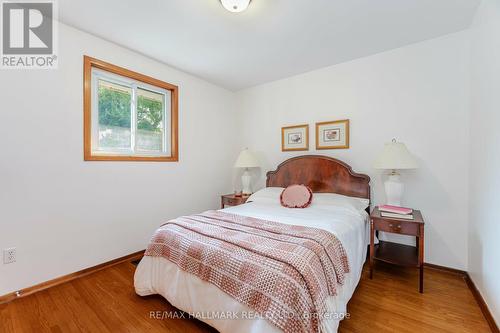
378, 205, 414, 220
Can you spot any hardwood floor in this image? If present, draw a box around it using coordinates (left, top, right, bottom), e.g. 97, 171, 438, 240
0, 260, 492, 333
340, 263, 492, 333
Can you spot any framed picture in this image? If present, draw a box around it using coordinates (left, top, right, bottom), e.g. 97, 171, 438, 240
315, 119, 350, 149
281, 124, 309, 151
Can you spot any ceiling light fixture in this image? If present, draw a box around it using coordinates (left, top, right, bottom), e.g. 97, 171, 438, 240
220, 0, 251, 13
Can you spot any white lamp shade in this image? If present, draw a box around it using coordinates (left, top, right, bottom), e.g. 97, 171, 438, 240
373, 141, 418, 170
234, 149, 260, 168
220, 0, 251, 13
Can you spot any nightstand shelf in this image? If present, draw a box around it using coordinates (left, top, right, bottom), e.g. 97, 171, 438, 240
373, 241, 418, 267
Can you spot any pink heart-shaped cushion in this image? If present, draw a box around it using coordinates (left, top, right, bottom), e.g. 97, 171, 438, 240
280, 185, 313, 208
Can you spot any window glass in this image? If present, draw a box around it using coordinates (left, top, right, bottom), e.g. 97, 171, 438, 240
136, 87, 166, 152
97, 79, 132, 151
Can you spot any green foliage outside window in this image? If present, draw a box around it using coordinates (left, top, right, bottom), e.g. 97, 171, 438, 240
98, 86, 131, 128
98, 86, 163, 132
137, 95, 163, 132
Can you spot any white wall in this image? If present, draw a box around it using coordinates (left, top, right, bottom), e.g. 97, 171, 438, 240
0, 24, 238, 295
469, 0, 500, 325
236, 31, 471, 270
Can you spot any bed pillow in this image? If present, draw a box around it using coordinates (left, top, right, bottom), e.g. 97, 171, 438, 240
247, 187, 284, 203
280, 185, 313, 208
311, 192, 370, 211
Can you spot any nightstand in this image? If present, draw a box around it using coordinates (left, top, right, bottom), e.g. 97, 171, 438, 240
221, 194, 249, 209
369, 207, 425, 293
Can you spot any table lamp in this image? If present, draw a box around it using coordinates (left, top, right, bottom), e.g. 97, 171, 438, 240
234, 148, 260, 195
373, 139, 418, 206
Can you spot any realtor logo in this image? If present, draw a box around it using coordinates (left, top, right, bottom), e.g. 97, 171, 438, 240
1, 0, 58, 68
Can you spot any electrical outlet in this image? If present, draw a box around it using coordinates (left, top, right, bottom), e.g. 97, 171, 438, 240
3, 248, 16, 264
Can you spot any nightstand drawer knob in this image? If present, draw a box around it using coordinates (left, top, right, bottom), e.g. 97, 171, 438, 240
389, 223, 401, 229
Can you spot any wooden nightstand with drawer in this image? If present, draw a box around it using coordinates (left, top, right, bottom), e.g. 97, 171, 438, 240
220, 194, 249, 209
369, 207, 425, 293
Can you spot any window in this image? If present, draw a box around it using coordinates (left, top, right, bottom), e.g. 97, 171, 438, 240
84, 56, 178, 161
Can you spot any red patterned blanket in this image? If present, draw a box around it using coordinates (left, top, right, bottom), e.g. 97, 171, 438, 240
144, 210, 350, 333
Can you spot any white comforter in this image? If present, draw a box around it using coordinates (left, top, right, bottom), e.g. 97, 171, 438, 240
134, 201, 369, 333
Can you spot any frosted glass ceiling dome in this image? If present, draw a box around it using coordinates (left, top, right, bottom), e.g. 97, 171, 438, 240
220, 0, 251, 13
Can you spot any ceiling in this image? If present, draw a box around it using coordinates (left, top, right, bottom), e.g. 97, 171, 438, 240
59, 0, 480, 91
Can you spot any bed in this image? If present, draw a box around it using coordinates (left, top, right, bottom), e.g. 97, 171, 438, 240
135, 155, 371, 333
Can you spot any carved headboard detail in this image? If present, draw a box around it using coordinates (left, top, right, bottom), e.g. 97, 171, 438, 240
266, 155, 370, 200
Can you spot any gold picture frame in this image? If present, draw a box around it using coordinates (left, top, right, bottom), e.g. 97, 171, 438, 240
315, 119, 350, 149
281, 124, 309, 151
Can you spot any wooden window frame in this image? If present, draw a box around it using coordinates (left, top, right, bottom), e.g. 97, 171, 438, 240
83, 56, 179, 162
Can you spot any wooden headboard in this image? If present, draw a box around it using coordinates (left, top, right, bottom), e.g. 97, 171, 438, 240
266, 155, 371, 200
